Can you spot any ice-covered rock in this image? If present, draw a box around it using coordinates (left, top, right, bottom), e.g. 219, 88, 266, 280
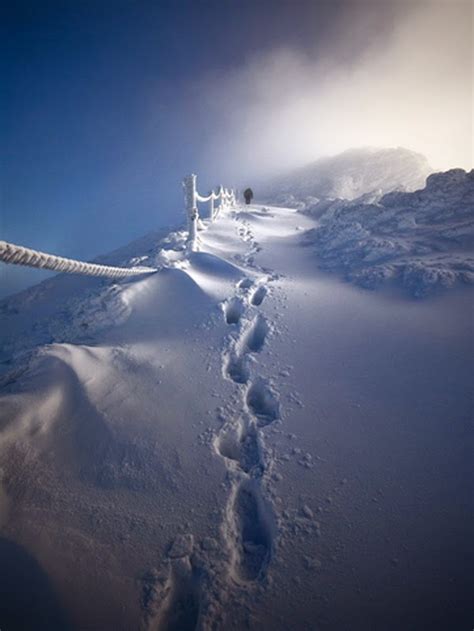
303, 168, 474, 296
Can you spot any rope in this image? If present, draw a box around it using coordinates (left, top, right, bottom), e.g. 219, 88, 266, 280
1, 176, 236, 279
196, 188, 235, 208
196, 192, 217, 203
0, 240, 157, 279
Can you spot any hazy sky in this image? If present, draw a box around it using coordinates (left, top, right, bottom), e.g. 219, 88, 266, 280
1, 0, 472, 296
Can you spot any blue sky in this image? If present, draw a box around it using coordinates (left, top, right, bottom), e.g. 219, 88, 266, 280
0, 0, 345, 295
1, 0, 471, 297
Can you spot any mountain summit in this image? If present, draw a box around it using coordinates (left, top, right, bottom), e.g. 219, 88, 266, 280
265, 147, 433, 207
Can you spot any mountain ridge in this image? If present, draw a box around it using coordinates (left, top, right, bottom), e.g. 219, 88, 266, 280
263, 146, 433, 208
302, 167, 474, 296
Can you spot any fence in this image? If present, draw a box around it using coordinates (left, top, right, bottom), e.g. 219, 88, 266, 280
0, 240, 157, 279
183, 174, 236, 250
0, 175, 237, 279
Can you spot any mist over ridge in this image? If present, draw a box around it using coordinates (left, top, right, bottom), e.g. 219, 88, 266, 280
260, 146, 433, 203
199, 0, 472, 184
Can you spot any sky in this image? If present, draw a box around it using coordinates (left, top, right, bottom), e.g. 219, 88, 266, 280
1, 0, 472, 297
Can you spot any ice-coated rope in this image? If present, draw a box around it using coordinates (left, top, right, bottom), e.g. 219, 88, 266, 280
1, 174, 237, 277
184, 177, 237, 249
0, 240, 157, 279
196, 191, 219, 203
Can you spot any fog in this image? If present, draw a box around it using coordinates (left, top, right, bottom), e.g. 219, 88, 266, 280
2, 0, 472, 298
198, 0, 472, 183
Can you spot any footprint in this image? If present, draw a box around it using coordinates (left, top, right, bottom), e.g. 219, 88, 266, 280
231, 481, 273, 582
214, 424, 241, 463
214, 422, 262, 474
145, 536, 201, 631
141, 566, 172, 628
239, 425, 263, 474
158, 559, 201, 631
240, 314, 269, 353
246, 379, 280, 426
237, 278, 254, 290
223, 297, 245, 325
223, 352, 249, 384
250, 285, 267, 306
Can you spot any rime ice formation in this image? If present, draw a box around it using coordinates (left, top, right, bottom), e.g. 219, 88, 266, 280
302, 168, 474, 296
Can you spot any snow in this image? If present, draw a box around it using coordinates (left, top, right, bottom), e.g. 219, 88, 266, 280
0, 198, 472, 630
300, 168, 474, 296
263, 147, 433, 209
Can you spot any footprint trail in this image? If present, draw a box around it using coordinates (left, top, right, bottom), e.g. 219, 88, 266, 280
213, 211, 283, 601
147, 208, 286, 630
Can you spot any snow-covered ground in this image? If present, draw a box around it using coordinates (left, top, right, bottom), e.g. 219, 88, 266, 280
301, 168, 474, 296
0, 203, 472, 630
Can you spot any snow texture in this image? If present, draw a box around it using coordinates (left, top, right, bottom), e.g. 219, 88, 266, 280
301, 168, 474, 296
0, 227, 185, 363
0, 160, 472, 630
264, 147, 433, 209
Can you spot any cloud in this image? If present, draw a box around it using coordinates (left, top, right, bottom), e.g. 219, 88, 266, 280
197, 0, 472, 182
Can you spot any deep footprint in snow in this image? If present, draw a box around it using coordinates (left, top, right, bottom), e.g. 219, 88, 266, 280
215, 424, 241, 462
239, 426, 263, 474
246, 379, 280, 426
224, 352, 250, 384
214, 423, 262, 474
240, 314, 269, 353
158, 560, 201, 631
232, 482, 272, 582
141, 567, 171, 629
237, 278, 254, 291
223, 297, 245, 325
148, 536, 201, 631
250, 285, 267, 306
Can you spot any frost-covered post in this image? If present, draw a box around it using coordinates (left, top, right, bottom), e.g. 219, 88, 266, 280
209, 194, 215, 221
219, 185, 226, 211
183, 174, 198, 249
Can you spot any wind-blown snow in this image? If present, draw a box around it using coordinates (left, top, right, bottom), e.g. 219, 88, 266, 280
0, 227, 187, 364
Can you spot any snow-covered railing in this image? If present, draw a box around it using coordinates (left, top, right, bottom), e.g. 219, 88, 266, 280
0, 174, 237, 278
183, 174, 236, 250
0, 240, 157, 279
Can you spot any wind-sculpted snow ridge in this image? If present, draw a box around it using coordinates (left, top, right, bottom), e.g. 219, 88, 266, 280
0, 202, 312, 631
263, 147, 433, 210
0, 227, 188, 364
302, 168, 474, 297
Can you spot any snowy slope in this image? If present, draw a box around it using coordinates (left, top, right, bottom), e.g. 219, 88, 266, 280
302, 168, 474, 296
263, 147, 433, 209
0, 204, 472, 630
